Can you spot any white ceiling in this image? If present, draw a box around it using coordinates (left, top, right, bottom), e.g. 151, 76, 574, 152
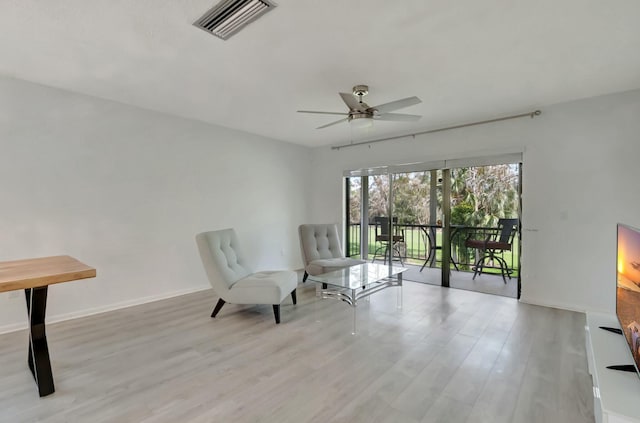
1, 0, 639, 148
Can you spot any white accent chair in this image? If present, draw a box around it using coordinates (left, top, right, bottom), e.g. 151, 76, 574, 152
196, 228, 298, 324
298, 223, 365, 283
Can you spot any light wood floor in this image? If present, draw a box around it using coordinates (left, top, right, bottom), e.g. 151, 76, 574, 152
0, 281, 594, 423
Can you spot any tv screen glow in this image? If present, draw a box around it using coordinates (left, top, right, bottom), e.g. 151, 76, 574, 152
616, 223, 640, 376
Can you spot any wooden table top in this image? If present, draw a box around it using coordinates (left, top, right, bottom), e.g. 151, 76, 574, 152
0, 255, 96, 293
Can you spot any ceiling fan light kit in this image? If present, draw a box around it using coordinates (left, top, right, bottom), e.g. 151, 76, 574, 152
297, 85, 422, 129
349, 115, 374, 130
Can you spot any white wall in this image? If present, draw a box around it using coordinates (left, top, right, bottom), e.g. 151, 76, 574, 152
0, 77, 309, 333
308, 89, 640, 313
2, 76, 638, 332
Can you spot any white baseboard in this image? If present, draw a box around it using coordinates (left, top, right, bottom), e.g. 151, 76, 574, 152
0, 285, 211, 335
518, 295, 586, 314
0, 321, 28, 335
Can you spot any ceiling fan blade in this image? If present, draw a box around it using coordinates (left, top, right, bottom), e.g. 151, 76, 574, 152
372, 96, 422, 114
297, 110, 349, 116
317, 117, 349, 129
375, 113, 422, 122
339, 92, 366, 111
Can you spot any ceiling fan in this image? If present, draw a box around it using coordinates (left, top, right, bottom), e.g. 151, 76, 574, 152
297, 85, 422, 129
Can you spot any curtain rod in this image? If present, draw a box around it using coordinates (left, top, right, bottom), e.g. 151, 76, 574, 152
330, 110, 542, 151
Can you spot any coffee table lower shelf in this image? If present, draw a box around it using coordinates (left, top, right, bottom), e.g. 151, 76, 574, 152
309, 263, 406, 335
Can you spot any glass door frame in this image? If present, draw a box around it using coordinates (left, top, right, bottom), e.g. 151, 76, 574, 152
344, 153, 522, 294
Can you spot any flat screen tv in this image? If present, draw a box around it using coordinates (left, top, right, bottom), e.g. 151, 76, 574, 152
616, 223, 640, 376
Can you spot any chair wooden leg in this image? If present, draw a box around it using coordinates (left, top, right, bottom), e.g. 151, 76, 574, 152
211, 299, 225, 318
303, 271, 308, 282
291, 289, 297, 305
273, 305, 281, 324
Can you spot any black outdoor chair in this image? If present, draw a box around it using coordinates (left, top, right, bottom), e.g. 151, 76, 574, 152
371, 217, 405, 265
464, 218, 519, 283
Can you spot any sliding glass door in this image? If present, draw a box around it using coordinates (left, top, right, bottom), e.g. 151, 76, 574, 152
448, 163, 521, 296
345, 171, 398, 266
346, 166, 450, 285
345, 177, 361, 259
345, 154, 522, 298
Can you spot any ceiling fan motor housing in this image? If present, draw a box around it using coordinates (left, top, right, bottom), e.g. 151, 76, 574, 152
350, 84, 373, 120
348, 111, 373, 122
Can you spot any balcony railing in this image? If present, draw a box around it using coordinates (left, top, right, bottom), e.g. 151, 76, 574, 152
346, 222, 520, 275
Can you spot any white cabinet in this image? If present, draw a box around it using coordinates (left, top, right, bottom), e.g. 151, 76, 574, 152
585, 313, 640, 423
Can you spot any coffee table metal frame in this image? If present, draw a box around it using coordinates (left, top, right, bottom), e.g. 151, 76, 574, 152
308, 263, 406, 334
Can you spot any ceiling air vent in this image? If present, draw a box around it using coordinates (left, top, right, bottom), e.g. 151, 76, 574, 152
194, 0, 276, 40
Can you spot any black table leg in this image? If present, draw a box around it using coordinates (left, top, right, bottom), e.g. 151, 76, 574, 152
24, 287, 55, 397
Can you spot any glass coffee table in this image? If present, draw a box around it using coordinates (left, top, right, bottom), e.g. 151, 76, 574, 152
307, 263, 407, 334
